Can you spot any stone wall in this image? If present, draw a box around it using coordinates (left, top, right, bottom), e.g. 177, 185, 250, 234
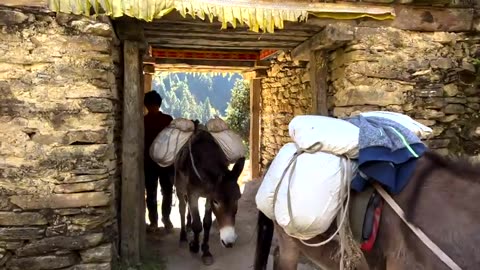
260, 52, 312, 171
0, 6, 121, 269
329, 27, 480, 156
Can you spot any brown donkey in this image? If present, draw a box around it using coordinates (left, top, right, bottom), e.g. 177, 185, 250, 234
175, 121, 245, 265
255, 151, 480, 270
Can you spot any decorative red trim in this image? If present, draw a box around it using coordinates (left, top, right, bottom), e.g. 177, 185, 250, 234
151, 48, 259, 61
259, 49, 278, 60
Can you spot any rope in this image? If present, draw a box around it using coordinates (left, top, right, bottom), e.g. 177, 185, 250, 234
271, 142, 358, 270
373, 182, 462, 270
188, 131, 204, 182
299, 157, 354, 270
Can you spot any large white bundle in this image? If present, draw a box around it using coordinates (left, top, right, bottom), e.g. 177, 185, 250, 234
170, 118, 195, 132
206, 116, 229, 133
206, 117, 246, 163
150, 119, 194, 167
360, 111, 432, 139
211, 130, 246, 163
288, 115, 360, 158
256, 143, 357, 240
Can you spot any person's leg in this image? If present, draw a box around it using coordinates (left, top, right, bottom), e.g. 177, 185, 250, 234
145, 163, 159, 229
159, 165, 174, 231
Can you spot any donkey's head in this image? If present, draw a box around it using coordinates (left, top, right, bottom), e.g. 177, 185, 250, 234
211, 157, 245, 248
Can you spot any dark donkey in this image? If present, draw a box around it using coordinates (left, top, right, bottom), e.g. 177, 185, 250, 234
174, 121, 245, 265
255, 151, 480, 270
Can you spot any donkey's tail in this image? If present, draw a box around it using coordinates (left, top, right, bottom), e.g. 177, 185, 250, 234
254, 211, 274, 270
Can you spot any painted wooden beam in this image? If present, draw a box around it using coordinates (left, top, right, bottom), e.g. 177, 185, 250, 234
259, 49, 280, 60
291, 23, 354, 62
151, 48, 259, 61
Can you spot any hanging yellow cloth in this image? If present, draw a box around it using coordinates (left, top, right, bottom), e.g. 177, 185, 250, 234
47, 0, 395, 33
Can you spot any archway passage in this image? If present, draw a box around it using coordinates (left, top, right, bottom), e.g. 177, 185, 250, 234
132, 10, 326, 178
1, 1, 479, 270
112, 2, 479, 266
113, 11, 325, 269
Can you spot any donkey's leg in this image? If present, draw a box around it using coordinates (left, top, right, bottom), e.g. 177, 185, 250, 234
385, 256, 403, 270
186, 209, 192, 232
273, 226, 300, 270
178, 192, 188, 243
201, 198, 214, 265
187, 193, 202, 254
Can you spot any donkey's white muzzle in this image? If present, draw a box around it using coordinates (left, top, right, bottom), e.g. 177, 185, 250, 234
220, 226, 237, 248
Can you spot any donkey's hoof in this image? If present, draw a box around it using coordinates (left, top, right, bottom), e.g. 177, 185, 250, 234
180, 231, 188, 242
189, 242, 200, 253
202, 254, 214, 265
179, 236, 188, 247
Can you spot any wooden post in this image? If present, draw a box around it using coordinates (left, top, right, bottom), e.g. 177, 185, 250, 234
249, 78, 261, 179
143, 64, 155, 94
144, 73, 153, 93
138, 51, 146, 259
309, 50, 329, 116
143, 64, 155, 115
121, 40, 144, 265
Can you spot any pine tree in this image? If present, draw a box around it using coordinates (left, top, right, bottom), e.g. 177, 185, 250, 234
225, 79, 250, 142
152, 72, 243, 123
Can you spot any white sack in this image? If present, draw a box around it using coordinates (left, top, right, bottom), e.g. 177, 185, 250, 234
211, 130, 246, 163
256, 143, 298, 221
360, 111, 432, 139
150, 126, 193, 167
256, 143, 358, 240
170, 118, 195, 132
206, 116, 229, 133
288, 115, 360, 158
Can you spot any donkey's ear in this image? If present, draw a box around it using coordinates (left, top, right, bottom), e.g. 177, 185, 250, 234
230, 157, 245, 180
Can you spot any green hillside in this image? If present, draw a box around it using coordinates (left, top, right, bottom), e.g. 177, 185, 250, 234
153, 72, 243, 123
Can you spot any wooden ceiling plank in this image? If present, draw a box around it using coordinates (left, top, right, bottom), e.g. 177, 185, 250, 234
148, 38, 301, 49
155, 58, 255, 68
149, 44, 286, 50
144, 33, 308, 43
143, 29, 313, 39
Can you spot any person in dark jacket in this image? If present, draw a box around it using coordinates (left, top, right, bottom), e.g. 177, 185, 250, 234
144, 91, 174, 232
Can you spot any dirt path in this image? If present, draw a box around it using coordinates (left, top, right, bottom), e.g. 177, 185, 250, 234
146, 162, 318, 270
146, 179, 257, 270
